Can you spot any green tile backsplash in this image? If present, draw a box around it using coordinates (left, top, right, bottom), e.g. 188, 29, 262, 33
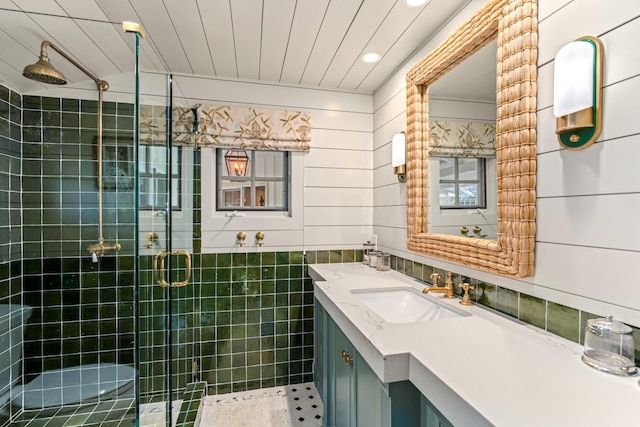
387, 254, 640, 368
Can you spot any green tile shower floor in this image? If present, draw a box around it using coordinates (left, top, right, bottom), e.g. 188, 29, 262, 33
9, 399, 136, 427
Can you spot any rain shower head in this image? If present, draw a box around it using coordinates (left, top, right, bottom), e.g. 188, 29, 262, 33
23, 41, 108, 90
23, 53, 67, 85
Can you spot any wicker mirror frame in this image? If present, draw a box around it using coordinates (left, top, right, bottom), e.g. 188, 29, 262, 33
405, 0, 537, 278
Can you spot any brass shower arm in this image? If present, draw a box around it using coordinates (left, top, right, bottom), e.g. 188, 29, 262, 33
39, 41, 109, 91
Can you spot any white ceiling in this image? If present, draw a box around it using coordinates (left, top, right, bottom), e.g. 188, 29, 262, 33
0, 0, 472, 95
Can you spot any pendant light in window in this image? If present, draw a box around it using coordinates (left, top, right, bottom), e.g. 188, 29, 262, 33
225, 150, 249, 176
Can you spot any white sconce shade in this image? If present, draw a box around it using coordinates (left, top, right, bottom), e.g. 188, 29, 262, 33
553, 36, 604, 150
392, 132, 406, 182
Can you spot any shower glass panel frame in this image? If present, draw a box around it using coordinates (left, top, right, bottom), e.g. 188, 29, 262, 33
134, 24, 199, 423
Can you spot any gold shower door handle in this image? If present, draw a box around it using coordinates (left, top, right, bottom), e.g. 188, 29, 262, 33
154, 250, 192, 287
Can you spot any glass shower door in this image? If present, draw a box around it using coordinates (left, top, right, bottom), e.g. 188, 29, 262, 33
133, 24, 200, 426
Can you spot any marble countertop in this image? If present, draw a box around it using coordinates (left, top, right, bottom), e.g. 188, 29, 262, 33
310, 263, 640, 427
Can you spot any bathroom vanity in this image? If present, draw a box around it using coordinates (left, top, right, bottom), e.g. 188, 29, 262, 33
310, 263, 640, 427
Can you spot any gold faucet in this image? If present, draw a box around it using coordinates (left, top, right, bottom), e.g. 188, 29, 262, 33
423, 271, 456, 298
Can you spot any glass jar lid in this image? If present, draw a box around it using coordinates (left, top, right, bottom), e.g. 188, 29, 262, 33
587, 315, 632, 334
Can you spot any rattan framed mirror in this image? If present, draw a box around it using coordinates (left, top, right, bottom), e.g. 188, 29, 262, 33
405, 0, 537, 278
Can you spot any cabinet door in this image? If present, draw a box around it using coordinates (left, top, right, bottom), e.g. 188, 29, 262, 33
313, 299, 325, 402
421, 395, 453, 427
356, 355, 391, 427
334, 326, 356, 427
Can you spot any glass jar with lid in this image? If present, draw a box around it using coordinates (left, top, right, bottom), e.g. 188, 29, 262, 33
582, 315, 638, 376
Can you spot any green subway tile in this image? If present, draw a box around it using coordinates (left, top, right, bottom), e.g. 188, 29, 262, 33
246, 281, 260, 295
305, 251, 316, 264
261, 266, 275, 280
215, 297, 231, 311
261, 294, 275, 308
217, 253, 231, 267
476, 282, 498, 310
276, 293, 288, 307
275, 280, 288, 293
231, 325, 246, 339
275, 307, 289, 321
247, 252, 260, 266
202, 253, 216, 267
342, 249, 355, 263
231, 297, 246, 312
276, 265, 289, 279
261, 280, 275, 294
231, 282, 247, 295
316, 251, 329, 264
232, 252, 246, 267
411, 262, 422, 280
216, 268, 231, 282
290, 251, 304, 264
290, 265, 302, 278
246, 323, 260, 338
329, 250, 342, 263
247, 309, 261, 324
495, 287, 519, 318
262, 252, 275, 266
547, 302, 580, 343
276, 251, 289, 265
290, 279, 302, 292
520, 294, 546, 329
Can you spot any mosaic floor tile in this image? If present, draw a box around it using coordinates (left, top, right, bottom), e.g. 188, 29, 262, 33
199, 382, 321, 427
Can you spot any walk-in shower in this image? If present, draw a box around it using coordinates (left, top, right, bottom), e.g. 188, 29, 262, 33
4, 40, 134, 411
23, 40, 121, 260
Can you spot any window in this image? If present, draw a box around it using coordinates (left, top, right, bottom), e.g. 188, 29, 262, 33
139, 146, 182, 210
216, 149, 288, 211
438, 157, 486, 209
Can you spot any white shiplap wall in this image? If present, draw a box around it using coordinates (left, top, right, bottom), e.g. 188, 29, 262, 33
170, 75, 374, 252
372, 0, 640, 327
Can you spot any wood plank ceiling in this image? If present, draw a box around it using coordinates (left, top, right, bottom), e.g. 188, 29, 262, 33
0, 0, 471, 95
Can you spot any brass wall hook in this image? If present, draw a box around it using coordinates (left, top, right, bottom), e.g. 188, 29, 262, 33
144, 232, 158, 248
236, 231, 246, 246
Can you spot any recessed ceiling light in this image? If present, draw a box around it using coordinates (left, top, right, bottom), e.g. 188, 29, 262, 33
362, 52, 381, 63
404, 0, 430, 7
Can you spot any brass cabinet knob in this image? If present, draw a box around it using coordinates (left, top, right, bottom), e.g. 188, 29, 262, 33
460, 226, 469, 235
472, 226, 482, 234
255, 231, 265, 246
341, 350, 353, 365
459, 283, 475, 306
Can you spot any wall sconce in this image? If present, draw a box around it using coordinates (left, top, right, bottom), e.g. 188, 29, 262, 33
225, 150, 250, 176
391, 131, 406, 183
553, 36, 604, 150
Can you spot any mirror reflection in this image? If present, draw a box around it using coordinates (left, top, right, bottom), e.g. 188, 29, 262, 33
427, 40, 498, 239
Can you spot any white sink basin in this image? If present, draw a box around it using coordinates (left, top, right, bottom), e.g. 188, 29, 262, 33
350, 287, 471, 323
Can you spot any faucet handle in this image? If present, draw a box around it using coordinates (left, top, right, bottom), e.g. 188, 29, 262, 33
459, 283, 475, 306
429, 272, 441, 286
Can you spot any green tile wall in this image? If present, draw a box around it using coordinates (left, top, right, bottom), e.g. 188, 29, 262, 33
0, 83, 23, 427
19, 93, 136, 385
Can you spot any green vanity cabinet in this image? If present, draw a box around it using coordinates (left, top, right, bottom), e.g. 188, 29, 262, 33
314, 298, 420, 427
